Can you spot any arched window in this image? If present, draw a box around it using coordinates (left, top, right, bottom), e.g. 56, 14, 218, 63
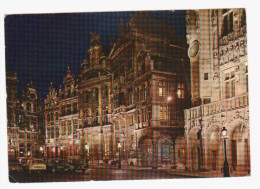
161, 140, 170, 160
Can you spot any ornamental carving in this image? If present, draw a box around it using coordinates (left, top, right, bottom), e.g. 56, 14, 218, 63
188, 40, 199, 58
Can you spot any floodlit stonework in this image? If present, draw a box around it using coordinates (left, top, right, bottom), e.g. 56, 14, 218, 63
183, 9, 250, 173
6, 9, 250, 180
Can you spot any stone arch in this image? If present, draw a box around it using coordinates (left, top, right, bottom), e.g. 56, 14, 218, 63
208, 126, 222, 171
158, 135, 173, 167
228, 118, 249, 140
137, 135, 153, 167
188, 127, 202, 171
229, 119, 250, 172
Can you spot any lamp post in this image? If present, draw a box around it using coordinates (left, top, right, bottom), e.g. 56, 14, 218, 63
118, 142, 121, 169
221, 127, 230, 177
85, 144, 89, 167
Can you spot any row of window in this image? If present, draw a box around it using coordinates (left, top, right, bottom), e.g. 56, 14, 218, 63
158, 82, 185, 99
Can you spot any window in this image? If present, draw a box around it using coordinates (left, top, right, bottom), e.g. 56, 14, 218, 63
67, 120, 71, 135
225, 71, 235, 98
241, 9, 246, 27
160, 106, 167, 120
73, 119, 77, 134
51, 127, 54, 138
177, 83, 185, 99
222, 11, 234, 37
159, 81, 166, 97
204, 73, 209, 80
56, 127, 59, 138
245, 66, 248, 92
66, 104, 71, 115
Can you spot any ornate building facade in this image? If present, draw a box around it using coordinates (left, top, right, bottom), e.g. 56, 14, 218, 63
183, 9, 249, 173
7, 77, 45, 161
42, 13, 189, 168
7, 72, 19, 160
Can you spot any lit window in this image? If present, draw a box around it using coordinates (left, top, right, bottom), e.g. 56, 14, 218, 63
159, 87, 163, 97
177, 83, 185, 99
160, 106, 167, 120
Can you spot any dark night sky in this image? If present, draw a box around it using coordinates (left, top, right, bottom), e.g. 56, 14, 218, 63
5, 10, 186, 100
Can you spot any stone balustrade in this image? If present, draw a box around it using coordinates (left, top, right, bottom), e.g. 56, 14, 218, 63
185, 93, 248, 120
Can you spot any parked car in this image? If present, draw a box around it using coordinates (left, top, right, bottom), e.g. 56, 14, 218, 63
28, 158, 46, 173
68, 159, 88, 173
47, 159, 75, 174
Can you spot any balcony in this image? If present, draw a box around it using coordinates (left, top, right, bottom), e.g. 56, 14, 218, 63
185, 93, 249, 120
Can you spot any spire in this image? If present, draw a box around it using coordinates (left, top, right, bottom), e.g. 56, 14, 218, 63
67, 66, 71, 75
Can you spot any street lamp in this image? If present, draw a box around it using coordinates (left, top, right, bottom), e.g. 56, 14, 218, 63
118, 142, 122, 169
85, 144, 89, 167
221, 127, 230, 177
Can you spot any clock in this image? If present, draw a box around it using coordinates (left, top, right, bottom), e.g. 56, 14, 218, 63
188, 40, 199, 58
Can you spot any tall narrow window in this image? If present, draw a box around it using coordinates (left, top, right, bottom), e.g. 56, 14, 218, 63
159, 81, 166, 97
225, 71, 235, 98
222, 10, 234, 37
160, 106, 167, 120
159, 87, 163, 97
177, 83, 185, 99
